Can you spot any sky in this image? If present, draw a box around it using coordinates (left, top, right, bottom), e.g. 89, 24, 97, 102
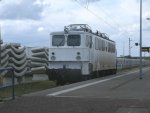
0, 0, 150, 57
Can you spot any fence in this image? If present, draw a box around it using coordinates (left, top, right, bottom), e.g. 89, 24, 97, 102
0, 67, 15, 100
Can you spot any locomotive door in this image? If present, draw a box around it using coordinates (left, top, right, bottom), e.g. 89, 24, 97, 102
88, 35, 94, 73
89, 36, 93, 61
86, 35, 93, 61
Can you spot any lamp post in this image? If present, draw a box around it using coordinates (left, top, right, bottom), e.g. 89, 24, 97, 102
0, 25, 2, 67
129, 37, 134, 57
129, 37, 131, 57
146, 18, 150, 57
0, 0, 2, 68
139, 0, 143, 79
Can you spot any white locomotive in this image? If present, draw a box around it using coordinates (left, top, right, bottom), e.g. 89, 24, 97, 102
48, 24, 117, 84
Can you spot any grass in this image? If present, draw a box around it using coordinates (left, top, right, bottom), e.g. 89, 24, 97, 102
0, 80, 56, 99
117, 66, 139, 74
117, 66, 149, 74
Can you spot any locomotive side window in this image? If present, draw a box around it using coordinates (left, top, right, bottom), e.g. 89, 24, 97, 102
112, 44, 115, 53
108, 43, 111, 52
85, 36, 89, 47
52, 35, 65, 46
95, 37, 106, 51
108, 42, 115, 53
67, 35, 81, 46
89, 36, 92, 48
98, 39, 100, 50
102, 40, 105, 51
86, 35, 92, 48
100, 39, 102, 51
105, 41, 108, 51
95, 37, 99, 50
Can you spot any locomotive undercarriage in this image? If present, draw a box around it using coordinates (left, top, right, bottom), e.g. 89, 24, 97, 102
48, 69, 83, 85
47, 68, 117, 85
92, 69, 117, 78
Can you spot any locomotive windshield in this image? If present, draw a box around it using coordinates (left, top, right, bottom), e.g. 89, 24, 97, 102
52, 35, 65, 46
67, 35, 81, 46
52, 34, 81, 46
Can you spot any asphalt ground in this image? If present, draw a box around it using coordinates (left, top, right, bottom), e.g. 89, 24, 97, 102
0, 67, 150, 113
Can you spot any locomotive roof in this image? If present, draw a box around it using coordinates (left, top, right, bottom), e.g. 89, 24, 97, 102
50, 31, 115, 43
51, 24, 115, 43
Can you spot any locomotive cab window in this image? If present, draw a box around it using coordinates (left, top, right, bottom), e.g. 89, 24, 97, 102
52, 35, 65, 46
67, 35, 81, 46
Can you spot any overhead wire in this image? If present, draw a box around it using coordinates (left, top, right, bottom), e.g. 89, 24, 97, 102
74, 0, 136, 39
74, 0, 120, 32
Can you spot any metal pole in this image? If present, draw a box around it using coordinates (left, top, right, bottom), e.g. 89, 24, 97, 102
0, 0, 2, 68
0, 67, 15, 99
0, 25, 1, 67
139, 0, 143, 79
123, 41, 125, 57
12, 70, 15, 100
123, 42, 125, 68
129, 37, 131, 56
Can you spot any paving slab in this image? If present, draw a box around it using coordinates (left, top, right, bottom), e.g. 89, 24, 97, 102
116, 108, 149, 113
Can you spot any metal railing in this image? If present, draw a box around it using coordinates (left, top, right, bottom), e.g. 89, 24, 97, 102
0, 67, 15, 100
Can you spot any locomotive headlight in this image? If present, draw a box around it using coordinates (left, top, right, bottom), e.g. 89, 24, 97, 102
76, 56, 81, 60
52, 52, 55, 55
76, 52, 81, 60
51, 56, 56, 61
77, 52, 80, 55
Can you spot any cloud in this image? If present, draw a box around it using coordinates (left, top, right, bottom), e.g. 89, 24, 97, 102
2, 22, 49, 47
76, 0, 101, 3
0, 0, 43, 20
37, 27, 44, 32
1, 0, 150, 56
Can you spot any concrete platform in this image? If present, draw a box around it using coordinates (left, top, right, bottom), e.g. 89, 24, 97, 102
0, 68, 150, 113
116, 108, 148, 113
